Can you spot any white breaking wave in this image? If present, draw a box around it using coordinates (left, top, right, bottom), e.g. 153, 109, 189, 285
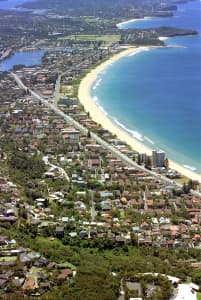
116, 17, 153, 29
183, 165, 197, 171
100, 64, 113, 75
92, 96, 145, 142
113, 118, 144, 142
100, 69, 108, 75
127, 47, 149, 57
92, 78, 102, 90
99, 105, 108, 116
167, 44, 187, 49
144, 136, 155, 145
92, 95, 99, 103
92, 96, 108, 116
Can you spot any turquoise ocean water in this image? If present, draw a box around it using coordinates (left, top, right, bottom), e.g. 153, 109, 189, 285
92, 0, 201, 174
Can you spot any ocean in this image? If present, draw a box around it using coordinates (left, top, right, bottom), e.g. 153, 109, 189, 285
0, 0, 32, 10
92, 0, 201, 174
0, 0, 44, 13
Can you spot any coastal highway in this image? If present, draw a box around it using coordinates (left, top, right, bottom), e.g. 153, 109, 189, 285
11, 71, 201, 194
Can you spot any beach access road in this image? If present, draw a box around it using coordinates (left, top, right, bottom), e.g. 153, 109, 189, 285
173, 283, 196, 300
12, 71, 200, 194
43, 156, 70, 182
143, 274, 198, 300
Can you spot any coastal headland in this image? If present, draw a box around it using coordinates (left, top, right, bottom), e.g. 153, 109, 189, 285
78, 46, 201, 183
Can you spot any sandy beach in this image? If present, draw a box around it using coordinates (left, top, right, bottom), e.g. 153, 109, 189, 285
78, 46, 201, 183
116, 17, 153, 28
158, 36, 169, 41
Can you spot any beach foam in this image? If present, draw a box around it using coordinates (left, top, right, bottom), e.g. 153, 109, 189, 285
92, 95, 99, 103
127, 47, 149, 57
98, 105, 108, 115
92, 78, 102, 90
93, 96, 109, 116
167, 44, 187, 48
183, 165, 197, 172
93, 95, 144, 140
144, 136, 155, 145
113, 118, 144, 142
116, 17, 153, 28
159, 37, 169, 41
100, 68, 109, 75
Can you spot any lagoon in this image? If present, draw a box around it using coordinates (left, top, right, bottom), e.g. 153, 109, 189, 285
0, 50, 45, 72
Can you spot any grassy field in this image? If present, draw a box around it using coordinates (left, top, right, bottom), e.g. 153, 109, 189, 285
83, 17, 114, 25
197, 292, 201, 300
174, 176, 190, 185
60, 85, 74, 96
58, 261, 77, 270
60, 77, 82, 98
0, 256, 17, 262
61, 34, 121, 43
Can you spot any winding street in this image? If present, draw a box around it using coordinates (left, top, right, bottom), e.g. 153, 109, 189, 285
43, 156, 70, 182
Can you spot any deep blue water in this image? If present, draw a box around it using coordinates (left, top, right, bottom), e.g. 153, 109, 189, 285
0, 50, 45, 71
0, 0, 33, 10
0, 0, 45, 13
118, 0, 201, 30
92, 0, 201, 173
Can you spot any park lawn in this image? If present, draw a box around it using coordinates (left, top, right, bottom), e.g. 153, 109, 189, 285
30, 266, 43, 274
61, 34, 121, 43
0, 256, 17, 262
183, 280, 192, 284
197, 292, 201, 300
58, 261, 77, 270
60, 84, 74, 96
83, 17, 113, 24
174, 176, 190, 185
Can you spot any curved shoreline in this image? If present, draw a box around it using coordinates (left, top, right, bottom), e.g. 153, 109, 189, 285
116, 17, 153, 28
78, 46, 201, 183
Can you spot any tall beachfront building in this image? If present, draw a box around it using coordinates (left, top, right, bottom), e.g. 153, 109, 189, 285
152, 150, 165, 168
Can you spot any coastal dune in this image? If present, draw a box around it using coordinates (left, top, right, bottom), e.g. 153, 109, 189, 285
78, 47, 201, 183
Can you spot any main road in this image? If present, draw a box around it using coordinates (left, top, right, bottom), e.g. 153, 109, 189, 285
12, 71, 200, 194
